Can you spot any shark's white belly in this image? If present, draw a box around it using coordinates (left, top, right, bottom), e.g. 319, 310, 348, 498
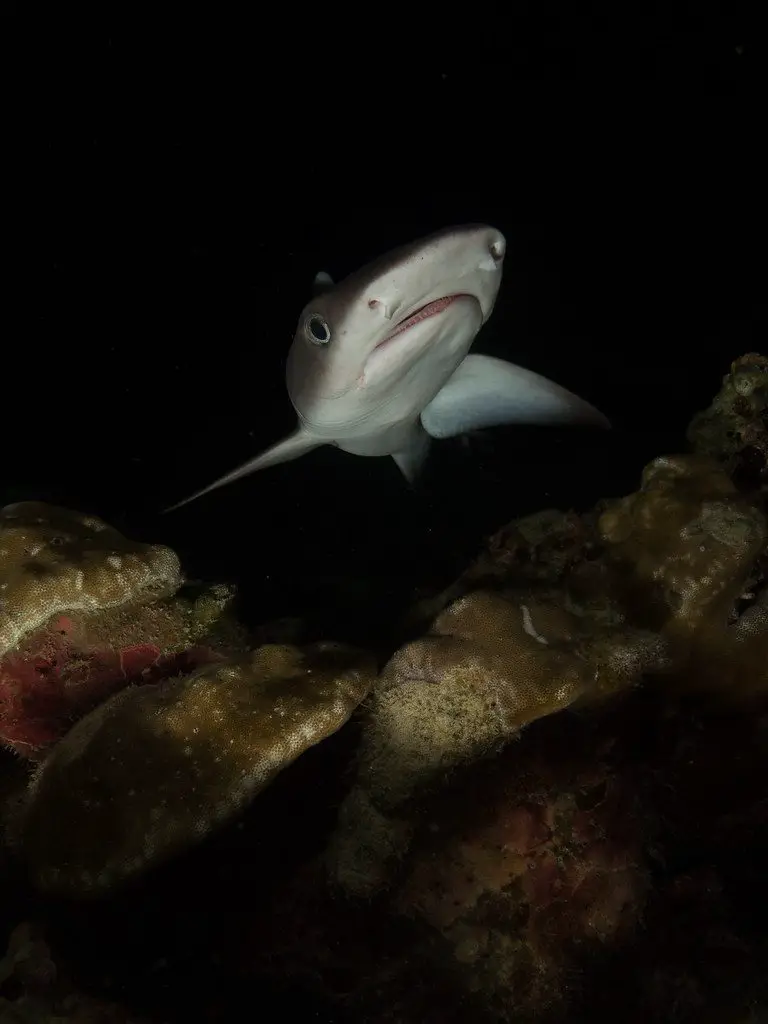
337, 418, 424, 457
325, 300, 484, 458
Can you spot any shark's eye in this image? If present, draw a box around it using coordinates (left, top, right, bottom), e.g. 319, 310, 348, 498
304, 314, 331, 345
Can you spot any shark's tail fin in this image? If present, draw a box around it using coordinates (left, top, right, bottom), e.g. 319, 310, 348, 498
163, 426, 321, 512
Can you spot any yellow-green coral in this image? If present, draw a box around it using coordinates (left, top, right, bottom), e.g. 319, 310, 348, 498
687, 352, 768, 485
18, 642, 376, 895
328, 455, 768, 899
328, 590, 666, 896
598, 455, 768, 702
368, 591, 664, 805
598, 454, 766, 640
0, 502, 182, 657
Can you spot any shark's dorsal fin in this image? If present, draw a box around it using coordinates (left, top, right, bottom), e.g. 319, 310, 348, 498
312, 271, 334, 296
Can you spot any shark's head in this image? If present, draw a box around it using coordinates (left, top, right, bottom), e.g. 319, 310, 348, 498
286, 224, 506, 436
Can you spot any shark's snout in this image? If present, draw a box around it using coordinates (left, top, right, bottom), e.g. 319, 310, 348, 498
476, 232, 506, 272
489, 235, 506, 262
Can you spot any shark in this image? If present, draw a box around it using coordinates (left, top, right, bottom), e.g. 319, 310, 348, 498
166, 224, 609, 511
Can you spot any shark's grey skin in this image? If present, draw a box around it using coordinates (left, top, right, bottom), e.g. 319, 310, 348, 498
166, 224, 608, 511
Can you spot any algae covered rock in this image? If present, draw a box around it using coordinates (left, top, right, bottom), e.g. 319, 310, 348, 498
18, 641, 376, 895
328, 589, 666, 897
598, 454, 766, 641
687, 352, 768, 489
0, 919, 156, 1022
406, 507, 598, 631
248, 702, 655, 1024
362, 590, 664, 806
0, 503, 245, 759
328, 451, 768, 901
389, 715, 650, 1021
0, 501, 182, 656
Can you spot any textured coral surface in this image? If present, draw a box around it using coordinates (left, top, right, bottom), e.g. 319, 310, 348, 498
0, 502, 181, 657
19, 642, 376, 895
3, 358, 768, 1023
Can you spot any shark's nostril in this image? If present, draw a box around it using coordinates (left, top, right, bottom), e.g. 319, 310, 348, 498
489, 238, 506, 262
368, 297, 395, 320
478, 236, 506, 271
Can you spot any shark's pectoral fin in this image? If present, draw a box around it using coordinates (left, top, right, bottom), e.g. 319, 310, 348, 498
420, 354, 610, 439
391, 423, 431, 483
164, 425, 321, 512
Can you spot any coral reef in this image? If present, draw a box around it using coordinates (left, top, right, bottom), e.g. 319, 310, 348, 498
0, 920, 154, 1022
2, 356, 768, 1023
328, 449, 768, 902
328, 589, 666, 897
0, 502, 245, 759
240, 678, 768, 1024
596, 453, 768, 703
0, 502, 181, 656
312, 363, 768, 1019
597, 454, 766, 639
389, 719, 650, 1020
0, 499, 191, 757
687, 352, 768, 492
250, 706, 652, 1024
17, 642, 376, 895
0, 610, 235, 761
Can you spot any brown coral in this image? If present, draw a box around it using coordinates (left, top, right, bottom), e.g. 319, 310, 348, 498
328, 589, 666, 897
0, 503, 245, 759
389, 718, 650, 1021
687, 352, 768, 491
598, 454, 767, 649
0, 919, 156, 1022
329, 451, 768, 902
0, 501, 182, 657
18, 642, 376, 895
244, 705, 652, 1024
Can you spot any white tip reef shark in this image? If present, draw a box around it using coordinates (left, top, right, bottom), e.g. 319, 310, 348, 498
166, 224, 609, 511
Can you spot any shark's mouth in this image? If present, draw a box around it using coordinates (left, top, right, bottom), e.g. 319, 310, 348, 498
376, 294, 462, 349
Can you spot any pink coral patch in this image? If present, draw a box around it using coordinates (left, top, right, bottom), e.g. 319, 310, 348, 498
0, 624, 223, 760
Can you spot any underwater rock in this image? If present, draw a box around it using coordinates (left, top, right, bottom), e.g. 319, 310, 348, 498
243, 706, 653, 1024
411, 356, 768, 634
5, 359, 768, 1022
328, 589, 666, 897
0, 503, 244, 759
404, 506, 608, 634
0, 615, 230, 761
598, 453, 768, 703
0, 919, 155, 1022
0, 921, 56, 999
388, 718, 650, 1021
687, 352, 768, 491
598, 453, 766, 641
0, 501, 182, 657
329, 449, 768, 899
17, 642, 376, 896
